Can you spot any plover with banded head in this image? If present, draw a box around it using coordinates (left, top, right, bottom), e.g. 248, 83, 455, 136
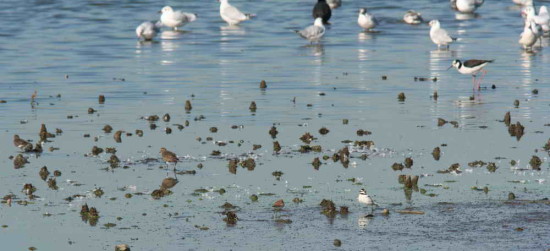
403, 10, 423, 24
357, 188, 375, 214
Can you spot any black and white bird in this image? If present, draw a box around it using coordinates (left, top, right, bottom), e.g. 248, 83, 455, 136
403, 10, 423, 24
357, 8, 378, 31
159, 6, 197, 30
448, 59, 493, 90
357, 188, 375, 214
429, 20, 457, 49
136, 21, 161, 41
450, 0, 484, 13
295, 17, 325, 43
313, 0, 331, 24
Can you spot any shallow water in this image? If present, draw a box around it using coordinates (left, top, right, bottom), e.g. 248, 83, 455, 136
1, 0, 549, 250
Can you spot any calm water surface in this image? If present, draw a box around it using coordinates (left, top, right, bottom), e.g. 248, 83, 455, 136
0, 0, 549, 250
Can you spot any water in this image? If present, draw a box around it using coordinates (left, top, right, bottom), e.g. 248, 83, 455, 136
1, 0, 549, 250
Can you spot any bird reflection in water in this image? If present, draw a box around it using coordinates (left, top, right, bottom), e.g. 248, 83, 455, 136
357, 215, 373, 229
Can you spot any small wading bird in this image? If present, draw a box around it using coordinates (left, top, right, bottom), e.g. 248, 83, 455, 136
13, 135, 32, 151
448, 59, 494, 91
136, 21, 161, 41
160, 147, 179, 171
429, 20, 457, 49
219, 0, 254, 26
357, 8, 378, 32
159, 6, 197, 30
313, 0, 332, 24
295, 17, 325, 44
403, 10, 423, 24
357, 188, 376, 215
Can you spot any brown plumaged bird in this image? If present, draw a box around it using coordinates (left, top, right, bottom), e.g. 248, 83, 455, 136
161, 177, 178, 189
272, 199, 285, 209
160, 147, 178, 171
13, 135, 32, 151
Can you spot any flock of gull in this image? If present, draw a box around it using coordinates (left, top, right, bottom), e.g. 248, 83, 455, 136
135, 0, 550, 91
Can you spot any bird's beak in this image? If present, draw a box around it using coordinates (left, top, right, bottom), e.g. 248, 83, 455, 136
158, 10, 162, 13
446, 65, 453, 70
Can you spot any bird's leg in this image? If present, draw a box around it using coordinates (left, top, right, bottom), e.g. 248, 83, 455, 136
477, 69, 487, 90
472, 76, 477, 91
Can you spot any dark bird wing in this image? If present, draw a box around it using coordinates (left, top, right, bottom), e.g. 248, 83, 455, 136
312, 1, 331, 23
463, 59, 494, 67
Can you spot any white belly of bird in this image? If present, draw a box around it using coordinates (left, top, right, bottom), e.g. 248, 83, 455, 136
404, 15, 420, 24
430, 29, 452, 46
458, 64, 487, 75
519, 29, 537, 48
358, 15, 375, 30
220, 6, 245, 25
142, 30, 156, 40
457, 0, 476, 13
357, 194, 373, 205
161, 15, 182, 28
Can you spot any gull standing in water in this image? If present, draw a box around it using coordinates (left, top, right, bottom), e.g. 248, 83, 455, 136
448, 59, 493, 90
357, 188, 376, 215
219, 0, 254, 25
451, 0, 484, 13
313, 0, 332, 24
519, 20, 541, 50
295, 17, 325, 44
159, 6, 197, 30
136, 21, 161, 41
403, 10, 423, 24
429, 20, 457, 49
357, 8, 378, 31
